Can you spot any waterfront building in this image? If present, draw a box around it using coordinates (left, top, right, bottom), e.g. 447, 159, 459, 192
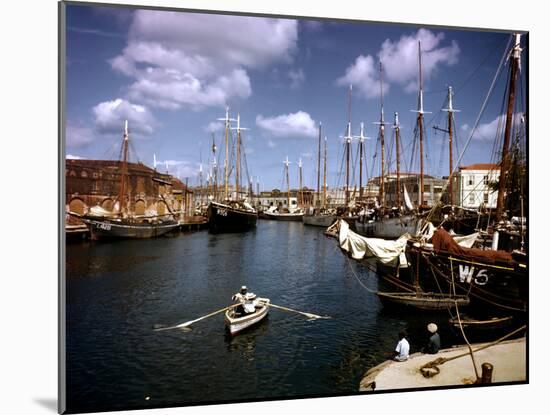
65, 159, 192, 221
449, 163, 500, 208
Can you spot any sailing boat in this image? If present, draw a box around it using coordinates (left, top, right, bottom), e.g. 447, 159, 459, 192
263, 156, 304, 221
407, 34, 528, 313
207, 109, 258, 233
74, 121, 179, 240
355, 62, 420, 239
303, 124, 337, 227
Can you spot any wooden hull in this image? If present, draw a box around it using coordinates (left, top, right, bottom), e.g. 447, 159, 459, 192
302, 214, 337, 227
449, 315, 514, 330
224, 303, 269, 335
81, 217, 179, 240
355, 215, 418, 239
377, 291, 470, 310
409, 246, 528, 313
207, 202, 257, 233
262, 211, 304, 221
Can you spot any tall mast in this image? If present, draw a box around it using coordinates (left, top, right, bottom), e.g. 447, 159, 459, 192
299, 158, 303, 206
374, 62, 389, 211
230, 114, 248, 202
217, 107, 235, 200
354, 122, 367, 200
393, 112, 401, 209
496, 34, 522, 222
211, 132, 217, 200
411, 42, 431, 206
256, 176, 260, 207
440, 86, 460, 206
284, 156, 291, 208
199, 163, 203, 204
118, 120, 129, 215
344, 85, 353, 207
317, 122, 322, 207
323, 136, 327, 208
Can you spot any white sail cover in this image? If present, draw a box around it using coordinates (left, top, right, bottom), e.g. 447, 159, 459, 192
334, 219, 480, 268
403, 185, 414, 211
337, 220, 411, 267
88, 205, 118, 217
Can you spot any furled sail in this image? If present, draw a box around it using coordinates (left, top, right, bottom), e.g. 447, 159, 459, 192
403, 185, 414, 211
334, 219, 411, 267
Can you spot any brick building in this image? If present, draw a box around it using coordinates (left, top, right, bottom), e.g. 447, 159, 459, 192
65, 159, 192, 220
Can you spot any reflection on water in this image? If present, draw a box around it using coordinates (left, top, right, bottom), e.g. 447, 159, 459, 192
66, 221, 464, 413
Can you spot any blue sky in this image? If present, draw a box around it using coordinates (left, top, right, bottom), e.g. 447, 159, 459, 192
65, 3, 526, 190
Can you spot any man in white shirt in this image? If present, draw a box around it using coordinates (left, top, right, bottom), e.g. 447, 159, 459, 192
393, 330, 410, 361
232, 286, 258, 314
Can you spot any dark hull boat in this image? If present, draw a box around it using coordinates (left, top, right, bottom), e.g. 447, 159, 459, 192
409, 228, 527, 313
80, 216, 179, 240
207, 201, 257, 233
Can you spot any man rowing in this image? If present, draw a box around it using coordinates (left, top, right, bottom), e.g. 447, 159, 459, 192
232, 286, 258, 314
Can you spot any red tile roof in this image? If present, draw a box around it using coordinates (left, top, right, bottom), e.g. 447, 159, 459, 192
459, 163, 499, 171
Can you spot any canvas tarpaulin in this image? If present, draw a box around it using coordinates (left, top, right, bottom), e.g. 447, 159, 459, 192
337, 220, 411, 267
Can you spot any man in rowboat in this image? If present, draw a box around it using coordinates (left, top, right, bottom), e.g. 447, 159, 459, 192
232, 286, 258, 314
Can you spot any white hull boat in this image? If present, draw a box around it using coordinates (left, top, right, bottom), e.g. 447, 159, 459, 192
224, 299, 270, 335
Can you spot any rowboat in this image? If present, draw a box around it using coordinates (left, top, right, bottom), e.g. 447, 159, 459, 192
224, 298, 270, 335
376, 291, 470, 311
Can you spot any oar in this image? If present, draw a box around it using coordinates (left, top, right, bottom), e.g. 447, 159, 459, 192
154, 304, 239, 332
262, 302, 330, 320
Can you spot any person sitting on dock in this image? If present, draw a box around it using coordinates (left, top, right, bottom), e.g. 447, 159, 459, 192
393, 330, 410, 362
422, 323, 441, 354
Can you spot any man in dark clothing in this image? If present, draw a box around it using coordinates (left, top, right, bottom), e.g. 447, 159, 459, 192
423, 323, 441, 354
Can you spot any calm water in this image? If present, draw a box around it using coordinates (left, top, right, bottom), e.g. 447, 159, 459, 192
66, 221, 460, 413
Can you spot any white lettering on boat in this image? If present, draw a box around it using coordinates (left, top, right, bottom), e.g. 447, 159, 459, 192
217, 208, 228, 217
97, 222, 111, 231
458, 264, 488, 285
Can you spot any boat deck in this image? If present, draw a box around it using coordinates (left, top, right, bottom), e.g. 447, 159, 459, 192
359, 337, 526, 391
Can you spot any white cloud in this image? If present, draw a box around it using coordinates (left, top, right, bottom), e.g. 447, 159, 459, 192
337, 29, 460, 97
110, 11, 298, 110
472, 114, 523, 141
380, 29, 460, 92
288, 68, 305, 89
461, 123, 470, 132
336, 55, 387, 99
256, 111, 317, 138
66, 122, 95, 148
66, 154, 83, 160
155, 158, 200, 178
267, 139, 276, 148
92, 98, 156, 136
204, 121, 224, 133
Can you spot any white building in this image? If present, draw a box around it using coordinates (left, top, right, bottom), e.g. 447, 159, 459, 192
452, 163, 500, 208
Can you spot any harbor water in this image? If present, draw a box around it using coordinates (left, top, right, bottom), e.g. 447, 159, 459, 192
66, 221, 464, 413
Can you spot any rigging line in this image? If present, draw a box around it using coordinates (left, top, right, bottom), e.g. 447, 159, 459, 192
455, 35, 510, 95
426, 34, 513, 222
450, 258, 480, 379
345, 256, 377, 294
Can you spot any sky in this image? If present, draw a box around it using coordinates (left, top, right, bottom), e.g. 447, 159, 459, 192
64, 3, 527, 191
